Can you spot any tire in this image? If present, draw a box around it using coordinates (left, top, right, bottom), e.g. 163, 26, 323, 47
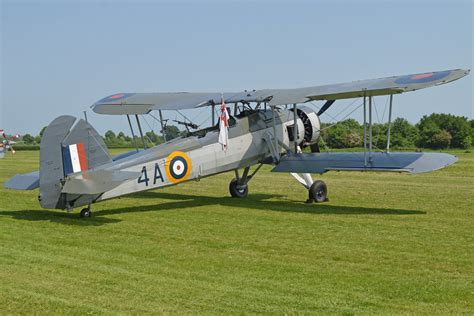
309, 180, 328, 203
229, 179, 248, 198
80, 208, 91, 218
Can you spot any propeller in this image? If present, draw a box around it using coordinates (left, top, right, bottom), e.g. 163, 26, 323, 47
310, 143, 320, 153
317, 100, 335, 116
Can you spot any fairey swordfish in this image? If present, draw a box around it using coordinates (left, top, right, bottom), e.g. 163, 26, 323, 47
4, 69, 470, 217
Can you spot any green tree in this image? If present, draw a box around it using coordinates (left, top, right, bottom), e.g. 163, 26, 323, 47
460, 135, 472, 149
390, 118, 419, 148
469, 120, 474, 146
431, 130, 452, 149
22, 134, 35, 144
105, 130, 116, 140
417, 114, 471, 148
321, 119, 362, 148
104, 130, 117, 146
164, 125, 180, 141
117, 132, 127, 140
145, 131, 163, 144
344, 131, 362, 147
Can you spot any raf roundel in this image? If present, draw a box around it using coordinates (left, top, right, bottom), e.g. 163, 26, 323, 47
98, 93, 135, 103
165, 151, 192, 183
394, 70, 451, 85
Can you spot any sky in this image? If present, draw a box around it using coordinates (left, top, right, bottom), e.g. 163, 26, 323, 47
1, 0, 473, 136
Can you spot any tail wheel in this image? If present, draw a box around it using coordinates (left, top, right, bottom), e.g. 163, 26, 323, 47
309, 180, 328, 203
229, 179, 248, 198
80, 208, 92, 218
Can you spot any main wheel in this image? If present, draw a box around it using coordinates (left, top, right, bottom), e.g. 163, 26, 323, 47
229, 179, 248, 198
80, 208, 92, 218
309, 180, 328, 203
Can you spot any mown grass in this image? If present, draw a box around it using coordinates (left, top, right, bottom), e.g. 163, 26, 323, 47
0, 150, 473, 314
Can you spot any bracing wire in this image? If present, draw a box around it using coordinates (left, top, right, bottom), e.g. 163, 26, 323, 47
381, 95, 390, 122
148, 112, 163, 124
307, 99, 367, 150
309, 101, 340, 124
139, 115, 155, 144
316, 101, 364, 133
141, 115, 154, 132
331, 98, 360, 122
373, 97, 382, 123
195, 106, 213, 127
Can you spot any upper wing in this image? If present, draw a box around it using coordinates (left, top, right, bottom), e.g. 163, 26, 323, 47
91, 68, 469, 115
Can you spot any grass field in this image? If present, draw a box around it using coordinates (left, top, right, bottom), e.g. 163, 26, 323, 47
0, 150, 473, 314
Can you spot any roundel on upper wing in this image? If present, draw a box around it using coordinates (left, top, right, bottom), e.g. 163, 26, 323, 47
165, 151, 192, 183
394, 70, 451, 85
98, 93, 136, 103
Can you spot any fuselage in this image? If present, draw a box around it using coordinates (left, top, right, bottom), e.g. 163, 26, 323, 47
96, 108, 305, 202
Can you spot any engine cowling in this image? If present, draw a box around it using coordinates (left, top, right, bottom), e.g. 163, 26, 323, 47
295, 106, 321, 147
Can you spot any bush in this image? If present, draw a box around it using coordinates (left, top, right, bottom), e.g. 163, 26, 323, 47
460, 136, 472, 149
22, 134, 36, 145
431, 130, 452, 149
417, 113, 471, 149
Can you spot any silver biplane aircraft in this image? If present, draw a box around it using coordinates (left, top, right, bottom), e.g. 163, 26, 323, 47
4, 69, 470, 217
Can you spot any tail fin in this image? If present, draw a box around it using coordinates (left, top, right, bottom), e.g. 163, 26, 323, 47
39, 115, 111, 209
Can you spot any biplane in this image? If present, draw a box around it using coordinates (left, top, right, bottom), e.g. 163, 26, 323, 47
4, 68, 470, 217
0, 129, 19, 158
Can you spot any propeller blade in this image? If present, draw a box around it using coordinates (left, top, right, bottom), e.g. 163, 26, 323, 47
317, 100, 335, 116
310, 143, 320, 153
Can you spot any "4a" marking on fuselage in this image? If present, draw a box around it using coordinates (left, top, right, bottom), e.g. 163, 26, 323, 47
137, 163, 164, 187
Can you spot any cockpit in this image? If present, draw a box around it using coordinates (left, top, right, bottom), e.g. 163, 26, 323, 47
187, 107, 237, 138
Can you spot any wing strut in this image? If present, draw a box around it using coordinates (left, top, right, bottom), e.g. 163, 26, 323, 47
135, 115, 147, 149
363, 93, 367, 166
363, 94, 374, 166
158, 110, 167, 142
369, 96, 373, 162
386, 94, 393, 152
127, 114, 139, 152
271, 105, 280, 162
293, 103, 298, 153
211, 105, 215, 125
363, 94, 395, 163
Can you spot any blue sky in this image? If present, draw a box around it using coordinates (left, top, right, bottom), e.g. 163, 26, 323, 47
1, 0, 472, 135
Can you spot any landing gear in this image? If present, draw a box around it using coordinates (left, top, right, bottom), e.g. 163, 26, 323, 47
229, 178, 249, 198
307, 180, 328, 203
80, 207, 92, 218
229, 164, 262, 198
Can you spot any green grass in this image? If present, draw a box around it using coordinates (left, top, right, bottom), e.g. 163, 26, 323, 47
0, 150, 473, 314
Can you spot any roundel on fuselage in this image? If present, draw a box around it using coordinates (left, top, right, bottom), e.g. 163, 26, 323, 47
165, 151, 192, 183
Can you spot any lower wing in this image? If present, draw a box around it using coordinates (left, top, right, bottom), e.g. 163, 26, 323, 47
272, 152, 457, 174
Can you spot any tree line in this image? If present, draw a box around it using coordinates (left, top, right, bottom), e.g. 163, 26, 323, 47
320, 113, 473, 149
12, 113, 474, 150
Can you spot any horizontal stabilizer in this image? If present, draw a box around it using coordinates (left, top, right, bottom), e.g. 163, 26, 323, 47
4, 171, 40, 190
272, 152, 458, 174
62, 170, 141, 195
